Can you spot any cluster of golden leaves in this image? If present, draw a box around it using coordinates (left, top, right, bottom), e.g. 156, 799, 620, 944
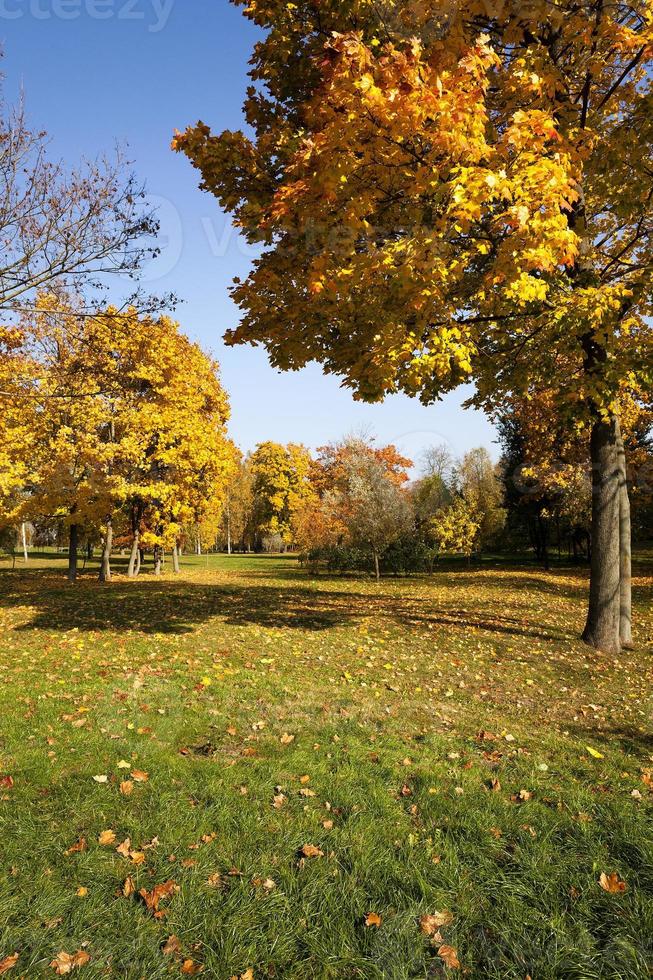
175, 0, 653, 420
0, 293, 235, 547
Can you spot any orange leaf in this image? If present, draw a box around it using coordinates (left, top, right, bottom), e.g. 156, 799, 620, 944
599, 872, 628, 894
0, 953, 19, 975
420, 911, 454, 935
364, 912, 382, 928
181, 960, 204, 975
438, 945, 460, 969
139, 880, 179, 916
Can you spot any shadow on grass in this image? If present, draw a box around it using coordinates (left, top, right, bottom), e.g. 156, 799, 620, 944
565, 721, 653, 758
0, 570, 582, 644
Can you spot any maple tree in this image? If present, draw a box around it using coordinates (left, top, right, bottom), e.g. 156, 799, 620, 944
176, 0, 653, 653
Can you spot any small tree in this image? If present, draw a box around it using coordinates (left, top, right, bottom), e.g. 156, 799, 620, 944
430, 500, 480, 563
453, 448, 506, 555
340, 449, 412, 580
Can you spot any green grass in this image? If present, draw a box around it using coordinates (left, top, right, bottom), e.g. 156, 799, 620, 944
0, 552, 651, 978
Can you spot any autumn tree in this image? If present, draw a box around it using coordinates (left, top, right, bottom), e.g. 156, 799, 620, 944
221, 451, 256, 553
11, 297, 232, 582
296, 437, 413, 576
176, 0, 653, 654
250, 442, 314, 548
430, 499, 480, 563
453, 448, 506, 554
412, 444, 454, 531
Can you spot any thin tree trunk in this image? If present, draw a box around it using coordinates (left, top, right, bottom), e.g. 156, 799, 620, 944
21, 523, 28, 562
582, 415, 621, 655
616, 418, 633, 649
68, 523, 79, 584
373, 550, 380, 582
127, 503, 142, 579
538, 513, 550, 571
127, 530, 140, 579
226, 506, 232, 555
99, 518, 113, 584
135, 547, 142, 576
154, 544, 163, 576
172, 541, 180, 574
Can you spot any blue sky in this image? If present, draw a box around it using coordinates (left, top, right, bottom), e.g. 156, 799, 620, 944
2, 0, 497, 470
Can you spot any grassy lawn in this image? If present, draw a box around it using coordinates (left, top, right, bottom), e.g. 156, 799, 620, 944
0, 553, 651, 978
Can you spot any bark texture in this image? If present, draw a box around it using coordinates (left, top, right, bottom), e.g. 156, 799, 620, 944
582, 416, 621, 654
67, 523, 79, 584
616, 418, 633, 649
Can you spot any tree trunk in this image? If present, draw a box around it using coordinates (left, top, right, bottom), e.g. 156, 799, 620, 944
373, 550, 380, 582
99, 518, 113, 583
537, 513, 550, 571
172, 541, 180, 574
154, 544, 163, 576
135, 547, 142, 576
21, 523, 29, 562
226, 507, 232, 555
68, 523, 79, 584
127, 530, 140, 579
582, 415, 621, 655
616, 418, 633, 649
127, 503, 143, 579
195, 529, 202, 556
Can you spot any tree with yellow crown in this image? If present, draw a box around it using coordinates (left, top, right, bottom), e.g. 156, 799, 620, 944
175, 0, 653, 654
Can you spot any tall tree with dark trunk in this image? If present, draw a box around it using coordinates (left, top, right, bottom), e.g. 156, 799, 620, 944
176, 0, 653, 652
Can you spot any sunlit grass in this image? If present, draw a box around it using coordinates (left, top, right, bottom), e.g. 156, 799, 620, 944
0, 553, 651, 977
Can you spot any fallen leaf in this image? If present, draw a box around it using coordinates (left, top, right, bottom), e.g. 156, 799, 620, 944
420, 911, 454, 935
181, 960, 204, 975
0, 953, 19, 975
300, 844, 324, 858
92, 775, 108, 784
280, 733, 295, 745
98, 830, 116, 846
0, 776, 13, 790
162, 935, 182, 956
120, 780, 134, 796
365, 912, 382, 928
139, 880, 179, 917
122, 876, 135, 898
116, 838, 132, 858
64, 838, 87, 857
50, 951, 91, 974
75, 887, 88, 897
585, 746, 604, 760
599, 872, 628, 894
438, 945, 460, 969
131, 770, 149, 783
